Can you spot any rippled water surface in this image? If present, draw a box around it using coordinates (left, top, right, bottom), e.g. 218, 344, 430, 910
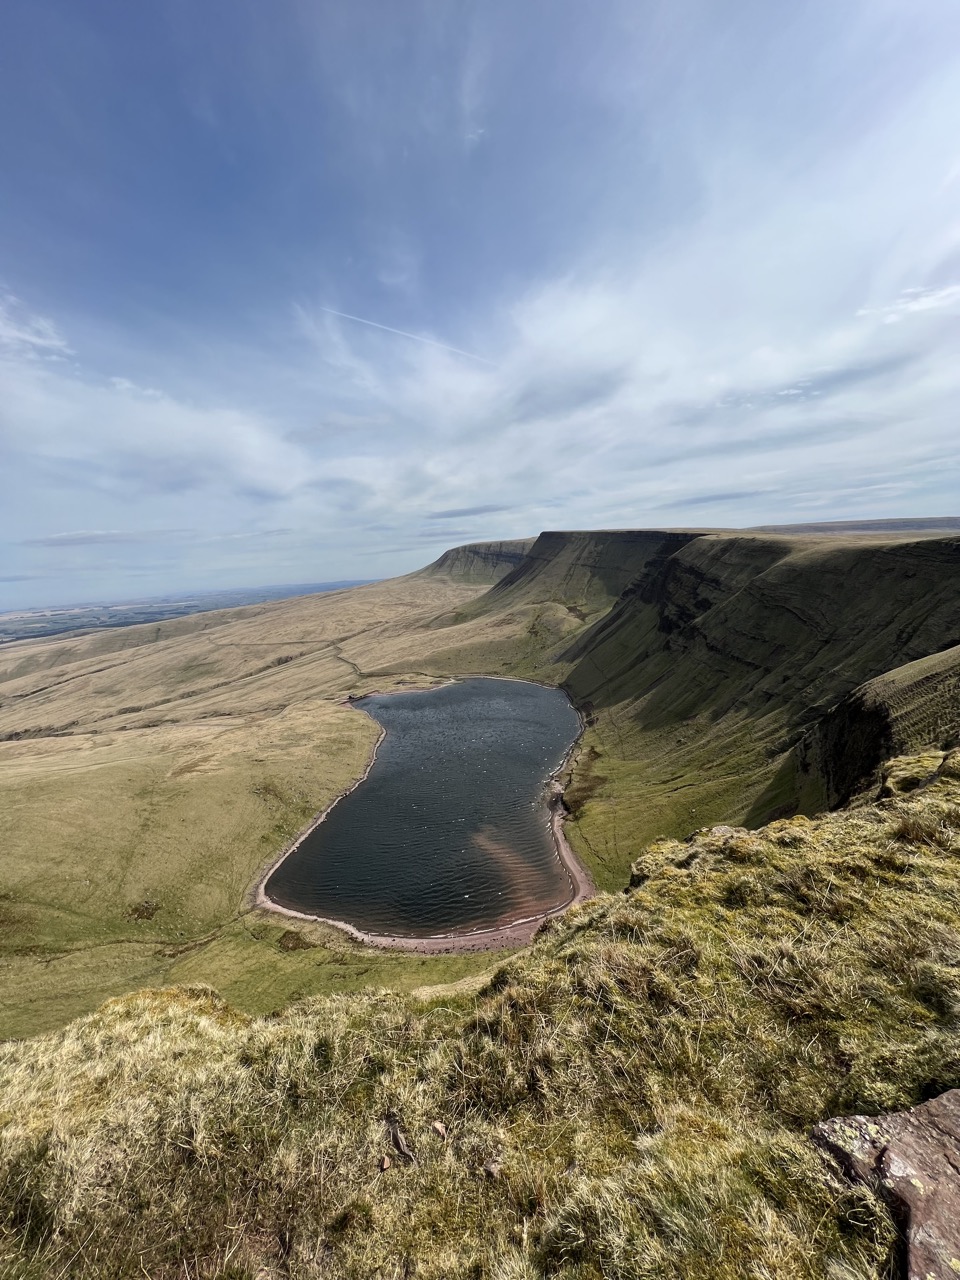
265, 678, 581, 936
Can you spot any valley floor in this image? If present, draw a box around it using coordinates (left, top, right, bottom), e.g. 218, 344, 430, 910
0, 574, 548, 1037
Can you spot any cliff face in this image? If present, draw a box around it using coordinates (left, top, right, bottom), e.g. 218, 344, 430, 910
416, 538, 536, 585
410, 527, 960, 860
512, 530, 960, 854
564, 533, 960, 724
476, 528, 708, 615
794, 641, 960, 810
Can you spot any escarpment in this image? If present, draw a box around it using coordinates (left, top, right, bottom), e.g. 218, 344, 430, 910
472, 527, 709, 615
407, 526, 960, 865
416, 537, 536, 585
428, 527, 960, 860
794, 641, 960, 810
563, 533, 960, 720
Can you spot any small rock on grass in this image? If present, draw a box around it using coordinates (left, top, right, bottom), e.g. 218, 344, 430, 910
386, 1111, 416, 1162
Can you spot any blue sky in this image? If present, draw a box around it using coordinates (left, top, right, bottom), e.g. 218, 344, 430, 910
2, 0, 960, 607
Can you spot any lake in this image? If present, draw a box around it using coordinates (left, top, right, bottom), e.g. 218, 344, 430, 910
264, 677, 582, 938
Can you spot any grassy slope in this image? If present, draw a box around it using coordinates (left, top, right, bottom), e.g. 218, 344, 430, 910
2, 748, 959, 1279
0, 574, 537, 1037
551, 532, 960, 884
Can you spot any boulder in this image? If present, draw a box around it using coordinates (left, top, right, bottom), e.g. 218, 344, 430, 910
812, 1089, 960, 1279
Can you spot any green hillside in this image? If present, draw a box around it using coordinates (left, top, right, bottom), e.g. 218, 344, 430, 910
407, 527, 960, 890
2, 746, 958, 1279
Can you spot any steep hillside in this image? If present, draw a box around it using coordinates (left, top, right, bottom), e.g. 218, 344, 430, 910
2, 748, 959, 1279
563, 532, 960, 720
468, 528, 709, 616
794, 642, 960, 811
540, 532, 960, 875
416, 538, 536, 585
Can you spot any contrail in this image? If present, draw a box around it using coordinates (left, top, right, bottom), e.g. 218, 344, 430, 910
318, 306, 494, 364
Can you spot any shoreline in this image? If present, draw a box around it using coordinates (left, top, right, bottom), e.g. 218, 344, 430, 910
250, 678, 596, 954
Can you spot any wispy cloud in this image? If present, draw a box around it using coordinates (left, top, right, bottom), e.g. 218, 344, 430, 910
314, 306, 494, 365
2, 0, 960, 606
857, 284, 960, 324
22, 529, 191, 547
427, 504, 513, 519
665, 490, 771, 508
0, 294, 71, 357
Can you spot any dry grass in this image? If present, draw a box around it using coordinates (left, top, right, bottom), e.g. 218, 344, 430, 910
2, 749, 959, 1278
0, 574, 543, 1037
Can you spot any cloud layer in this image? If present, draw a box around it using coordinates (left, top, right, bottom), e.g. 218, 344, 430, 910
1, 0, 959, 605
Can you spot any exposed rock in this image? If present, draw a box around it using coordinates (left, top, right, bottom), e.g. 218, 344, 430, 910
794, 644, 960, 811
812, 1088, 960, 1279
880, 751, 950, 799
386, 1112, 415, 1162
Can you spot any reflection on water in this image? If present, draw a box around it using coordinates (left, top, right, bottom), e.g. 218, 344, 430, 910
264, 678, 581, 936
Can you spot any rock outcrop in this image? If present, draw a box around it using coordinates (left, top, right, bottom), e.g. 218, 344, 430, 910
813, 1089, 960, 1280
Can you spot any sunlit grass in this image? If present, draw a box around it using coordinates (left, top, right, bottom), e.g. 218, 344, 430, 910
2, 749, 958, 1278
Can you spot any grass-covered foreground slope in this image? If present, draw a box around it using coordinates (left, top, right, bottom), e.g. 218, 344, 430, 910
2, 748, 959, 1279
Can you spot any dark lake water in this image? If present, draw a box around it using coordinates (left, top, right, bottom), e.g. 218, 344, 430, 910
264, 678, 581, 937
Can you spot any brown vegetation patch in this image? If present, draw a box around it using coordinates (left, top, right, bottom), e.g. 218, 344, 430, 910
127, 900, 160, 922
277, 930, 315, 952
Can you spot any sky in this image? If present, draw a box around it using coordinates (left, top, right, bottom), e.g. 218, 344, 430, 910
1, 0, 960, 608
